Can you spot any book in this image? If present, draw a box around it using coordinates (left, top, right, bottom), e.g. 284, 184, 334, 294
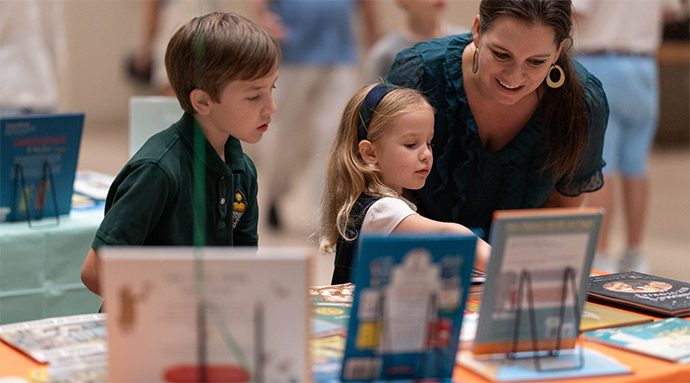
457, 347, 631, 381
473, 208, 603, 354
580, 301, 654, 332
73, 169, 114, 201
101, 246, 311, 383
588, 271, 690, 317
309, 283, 353, 383
585, 318, 690, 363
0, 113, 84, 222
340, 233, 476, 382
0, 313, 106, 366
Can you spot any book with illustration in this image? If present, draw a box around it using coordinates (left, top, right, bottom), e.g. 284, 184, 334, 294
0, 113, 84, 221
473, 208, 603, 354
588, 271, 690, 317
340, 233, 476, 382
101, 246, 311, 383
585, 318, 690, 363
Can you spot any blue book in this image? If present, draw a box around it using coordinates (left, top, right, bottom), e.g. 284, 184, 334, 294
341, 233, 476, 382
0, 113, 84, 221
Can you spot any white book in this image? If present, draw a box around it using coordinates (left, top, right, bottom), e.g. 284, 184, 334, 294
101, 246, 312, 383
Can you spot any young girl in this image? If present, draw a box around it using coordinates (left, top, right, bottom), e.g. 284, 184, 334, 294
320, 83, 490, 284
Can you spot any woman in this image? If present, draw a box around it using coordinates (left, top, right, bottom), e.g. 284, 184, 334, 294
385, 0, 608, 238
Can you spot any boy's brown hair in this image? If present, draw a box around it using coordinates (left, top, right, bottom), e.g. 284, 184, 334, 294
165, 12, 280, 114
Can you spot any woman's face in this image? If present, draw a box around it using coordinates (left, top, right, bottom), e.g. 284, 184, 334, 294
472, 15, 563, 105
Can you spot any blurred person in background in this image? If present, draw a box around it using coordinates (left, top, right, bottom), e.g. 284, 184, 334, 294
250, 0, 380, 233
573, 0, 683, 273
0, 0, 67, 116
363, 0, 468, 83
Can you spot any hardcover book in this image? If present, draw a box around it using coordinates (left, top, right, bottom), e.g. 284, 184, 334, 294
585, 318, 690, 363
0, 113, 84, 221
101, 246, 311, 383
588, 271, 690, 317
473, 208, 603, 354
340, 233, 476, 382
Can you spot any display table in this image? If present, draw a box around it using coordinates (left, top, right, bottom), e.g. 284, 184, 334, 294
0, 208, 103, 324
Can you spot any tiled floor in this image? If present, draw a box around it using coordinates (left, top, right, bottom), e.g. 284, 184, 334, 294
79, 119, 689, 286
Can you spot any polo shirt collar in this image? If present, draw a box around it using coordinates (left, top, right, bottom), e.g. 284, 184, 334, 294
176, 112, 247, 175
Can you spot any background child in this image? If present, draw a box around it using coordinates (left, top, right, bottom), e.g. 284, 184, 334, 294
320, 83, 490, 284
81, 12, 280, 296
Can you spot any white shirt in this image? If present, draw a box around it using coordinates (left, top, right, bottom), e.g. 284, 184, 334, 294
361, 196, 417, 235
572, 0, 682, 54
0, 0, 66, 111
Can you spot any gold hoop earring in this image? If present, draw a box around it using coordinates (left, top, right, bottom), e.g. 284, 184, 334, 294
546, 64, 565, 88
472, 47, 479, 74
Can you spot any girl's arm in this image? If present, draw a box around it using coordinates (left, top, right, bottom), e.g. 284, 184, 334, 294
392, 213, 491, 272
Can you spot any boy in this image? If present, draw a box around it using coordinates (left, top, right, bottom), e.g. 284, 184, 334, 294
81, 12, 280, 296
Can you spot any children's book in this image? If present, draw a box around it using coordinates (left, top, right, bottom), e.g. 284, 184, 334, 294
457, 347, 631, 381
0, 113, 84, 222
101, 246, 311, 383
309, 283, 353, 383
588, 271, 690, 317
585, 318, 690, 363
340, 233, 476, 382
580, 301, 654, 332
473, 208, 603, 354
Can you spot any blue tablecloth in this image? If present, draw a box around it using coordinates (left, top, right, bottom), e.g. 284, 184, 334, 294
0, 207, 103, 324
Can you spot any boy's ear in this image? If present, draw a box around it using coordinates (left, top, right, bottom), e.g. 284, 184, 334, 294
190, 89, 212, 115
358, 140, 377, 164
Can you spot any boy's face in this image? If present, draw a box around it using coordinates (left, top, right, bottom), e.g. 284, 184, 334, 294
204, 68, 278, 144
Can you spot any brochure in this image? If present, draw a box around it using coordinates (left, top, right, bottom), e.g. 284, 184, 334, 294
341, 233, 476, 382
580, 301, 654, 332
473, 208, 603, 354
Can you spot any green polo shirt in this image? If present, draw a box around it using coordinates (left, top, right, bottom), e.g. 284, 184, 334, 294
91, 113, 258, 248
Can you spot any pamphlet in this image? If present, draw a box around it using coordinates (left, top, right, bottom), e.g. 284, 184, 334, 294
341, 233, 476, 382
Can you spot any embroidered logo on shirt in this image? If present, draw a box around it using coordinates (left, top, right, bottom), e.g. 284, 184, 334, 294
232, 190, 247, 228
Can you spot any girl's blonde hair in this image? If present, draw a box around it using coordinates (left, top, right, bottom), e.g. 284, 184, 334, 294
318, 83, 432, 253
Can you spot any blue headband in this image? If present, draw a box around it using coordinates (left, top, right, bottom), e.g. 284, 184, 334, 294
357, 83, 398, 141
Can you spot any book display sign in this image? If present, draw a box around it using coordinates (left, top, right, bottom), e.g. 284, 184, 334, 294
473, 208, 603, 355
588, 271, 690, 317
341, 234, 476, 382
101, 247, 311, 383
0, 113, 84, 222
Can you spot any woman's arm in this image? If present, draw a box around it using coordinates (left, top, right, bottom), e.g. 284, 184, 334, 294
543, 187, 587, 208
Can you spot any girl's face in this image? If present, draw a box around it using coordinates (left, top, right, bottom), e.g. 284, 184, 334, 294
371, 104, 435, 194
472, 15, 563, 105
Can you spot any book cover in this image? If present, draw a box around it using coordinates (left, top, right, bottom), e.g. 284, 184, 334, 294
474, 208, 603, 354
0, 113, 84, 222
580, 301, 654, 332
309, 283, 353, 383
588, 271, 690, 317
340, 233, 476, 382
585, 318, 690, 363
101, 247, 311, 383
457, 347, 631, 381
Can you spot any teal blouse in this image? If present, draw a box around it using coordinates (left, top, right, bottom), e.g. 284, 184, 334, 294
386, 33, 608, 238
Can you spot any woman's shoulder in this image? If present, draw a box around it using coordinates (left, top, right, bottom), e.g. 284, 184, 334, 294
573, 59, 609, 126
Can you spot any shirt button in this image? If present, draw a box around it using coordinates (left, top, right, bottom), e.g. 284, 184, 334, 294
220, 197, 226, 205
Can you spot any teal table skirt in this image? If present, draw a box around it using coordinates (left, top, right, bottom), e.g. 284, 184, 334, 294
0, 208, 103, 324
